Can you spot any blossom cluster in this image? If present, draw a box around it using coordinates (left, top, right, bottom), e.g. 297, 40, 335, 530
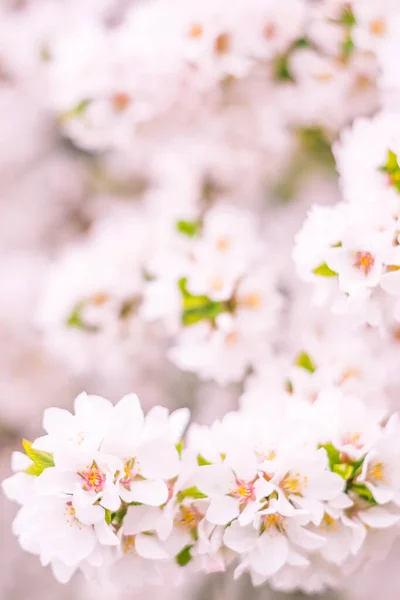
39, 202, 282, 386
294, 112, 400, 331
4, 384, 400, 594
142, 204, 282, 384
5, 0, 400, 597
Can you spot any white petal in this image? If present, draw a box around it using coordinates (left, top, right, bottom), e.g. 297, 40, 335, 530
287, 523, 326, 550
292, 496, 323, 526
321, 528, 351, 565
31, 435, 53, 452
254, 478, 274, 499
287, 549, 309, 567
123, 505, 161, 535
101, 394, 144, 456
359, 507, 400, 528
206, 495, 239, 525
126, 479, 168, 506
74, 392, 113, 423
135, 533, 169, 559
94, 519, 120, 546
11, 451, 32, 472
43, 407, 74, 436
168, 408, 191, 443
196, 465, 233, 496
2, 473, 33, 504
226, 449, 258, 481
308, 470, 344, 501
34, 468, 77, 495
51, 561, 77, 584
59, 526, 97, 566
224, 522, 258, 553
366, 482, 394, 505
144, 406, 169, 433
72, 489, 104, 524
238, 501, 258, 526
100, 484, 121, 512
137, 439, 180, 480
250, 533, 288, 576
330, 492, 353, 509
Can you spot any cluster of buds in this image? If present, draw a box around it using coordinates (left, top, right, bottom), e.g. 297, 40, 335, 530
3, 385, 400, 594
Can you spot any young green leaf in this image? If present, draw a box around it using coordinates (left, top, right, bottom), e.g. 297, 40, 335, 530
176, 545, 193, 567
348, 483, 377, 505
312, 263, 338, 277
176, 486, 207, 503
320, 443, 341, 470
176, 220, 201, 237
197, 454, 212, 466
295, 351, 316, 373
175, 440, 184, 457
22, 439, 55, 476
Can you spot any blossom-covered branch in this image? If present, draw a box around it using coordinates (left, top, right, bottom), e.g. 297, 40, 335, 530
4, 380, 400, 593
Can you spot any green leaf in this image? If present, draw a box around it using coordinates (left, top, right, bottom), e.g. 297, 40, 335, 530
176, 545, 193, 567
285, 379, 294, 394
295, 351, 316, 373
333, 463, 354, 480
66, 303, 85, 328
380, 150, 400, 193
312, 263, 338, 277
178, 278, 227, 326
350, 455, 365, 479
348, 483, 377, 505
341, 35, 355, 61
273, 54, 293, 82
176, 486, 207, 503
119, 298, 139, 320
175, 440, 184, 457
23, 439, 55, 476
176, 220, 201, 237
385, 150, 399, 173
59, 99, 91, 122
293, 37, 311, 49
66, 303, 99, 332
105, 509, 112, 525
197, 454, 212, 466
341, 7, 356, 27
182, 302, 226, 326
320, 443, 341, 470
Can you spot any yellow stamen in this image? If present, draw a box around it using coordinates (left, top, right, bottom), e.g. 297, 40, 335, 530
368, 461, 387, 483
174, 506, 201, 531
188, 23, 203, 38
280, 472, 306, 496
214, 33, 231, 55
122, 535, 136, 554
321, 513, 339, 532
241, 293, 262, 309
216, 236, 231, 251
369, 18, 387, 37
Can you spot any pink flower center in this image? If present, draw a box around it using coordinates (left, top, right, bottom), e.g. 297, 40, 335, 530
78, 463, 106, 492
122, 535, 136, 554
120, 458, 137, 487
174, 505, 202, 531
353, 251, 375, 275
230, 479, 256, 505
342, 431, 362, 448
